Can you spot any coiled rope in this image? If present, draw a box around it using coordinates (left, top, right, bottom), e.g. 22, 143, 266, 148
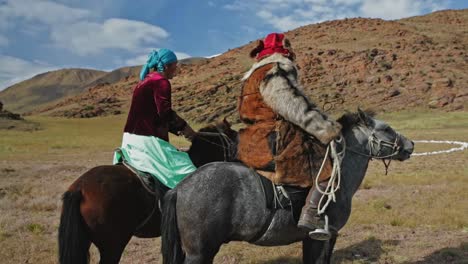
315, 135, 346, 215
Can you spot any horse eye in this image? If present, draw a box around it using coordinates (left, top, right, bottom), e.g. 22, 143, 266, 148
381, 126, 391, 132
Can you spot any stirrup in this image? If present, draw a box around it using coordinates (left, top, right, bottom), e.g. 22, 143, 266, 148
308, 215, 331, 241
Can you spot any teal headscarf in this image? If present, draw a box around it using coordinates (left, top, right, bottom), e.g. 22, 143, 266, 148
139, 49, 178, 80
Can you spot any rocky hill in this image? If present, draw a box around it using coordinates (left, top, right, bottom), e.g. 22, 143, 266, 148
23, 9, 468, 121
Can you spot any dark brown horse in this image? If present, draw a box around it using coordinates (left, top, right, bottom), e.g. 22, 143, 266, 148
58, 120, 237, 264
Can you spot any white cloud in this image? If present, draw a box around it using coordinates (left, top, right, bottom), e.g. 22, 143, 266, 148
0, 35, 8, 46
360, 0, 449, 20
125, 54, 149, 66
332, 0, 362, 5
0, 0, 171, 56
51, 19, 169, 56
304, 0, 328, 3
0, 0, 91, 26
175, 52, 191, 60
224, 2, 252, 11
207, 53, 222, 58
258, 10, 313, 31
0, 55, 58, 90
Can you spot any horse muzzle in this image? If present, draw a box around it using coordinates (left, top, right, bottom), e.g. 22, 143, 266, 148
397, 140, 414, 161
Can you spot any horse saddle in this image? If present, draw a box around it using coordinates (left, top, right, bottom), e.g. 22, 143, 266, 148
253, 169, 309, 222
114, 148, 169, 196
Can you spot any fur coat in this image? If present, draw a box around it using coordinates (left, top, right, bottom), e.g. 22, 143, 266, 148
237, 53, 341, 187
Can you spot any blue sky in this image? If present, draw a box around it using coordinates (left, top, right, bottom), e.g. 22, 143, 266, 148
0, 0, 466, 90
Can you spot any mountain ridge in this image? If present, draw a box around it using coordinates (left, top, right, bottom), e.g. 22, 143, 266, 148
2, 9, 467, 121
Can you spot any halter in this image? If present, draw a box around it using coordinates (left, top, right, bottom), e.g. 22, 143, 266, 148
348, 125, 402, 174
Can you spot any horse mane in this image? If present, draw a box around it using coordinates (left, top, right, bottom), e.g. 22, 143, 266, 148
337, 109, 376, 131
197, 120, 227, 133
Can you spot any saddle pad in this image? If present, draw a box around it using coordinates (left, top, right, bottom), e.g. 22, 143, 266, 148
115, 148, 169, 196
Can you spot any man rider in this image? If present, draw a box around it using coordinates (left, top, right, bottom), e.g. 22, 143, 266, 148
237, 33, 342, 240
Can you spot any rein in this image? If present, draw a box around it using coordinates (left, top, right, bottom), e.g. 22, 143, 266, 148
196, 130, 235, 161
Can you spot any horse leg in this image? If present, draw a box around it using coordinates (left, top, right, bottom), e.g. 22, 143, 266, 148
162, 190, 223, 264
323, 235, 337, 264
303, 238, 325, 263
95, 236, 132, 264
80, 191, 136, 264
182, 242, 220, 264
183, 254, 216, 264
302, 234, 337, 264
177, 204, 226, 264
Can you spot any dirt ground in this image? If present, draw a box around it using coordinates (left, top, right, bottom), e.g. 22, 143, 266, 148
0, 147, 466, 264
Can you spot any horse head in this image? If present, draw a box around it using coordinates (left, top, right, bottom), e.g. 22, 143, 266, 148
337, 109, 414, 162
188, 118, 238, 167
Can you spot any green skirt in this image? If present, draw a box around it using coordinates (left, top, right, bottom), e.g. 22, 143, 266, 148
113, 133, 196, 188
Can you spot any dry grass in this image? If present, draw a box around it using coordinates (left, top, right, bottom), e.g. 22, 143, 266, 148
0, 111, 467, 263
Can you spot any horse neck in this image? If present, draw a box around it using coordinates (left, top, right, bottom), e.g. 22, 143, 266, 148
340, 127, 372, 196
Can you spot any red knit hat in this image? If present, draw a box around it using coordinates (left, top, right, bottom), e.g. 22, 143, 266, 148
256, 33, 290, 60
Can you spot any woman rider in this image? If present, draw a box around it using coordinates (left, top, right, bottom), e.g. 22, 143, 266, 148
114, 49, 196, 189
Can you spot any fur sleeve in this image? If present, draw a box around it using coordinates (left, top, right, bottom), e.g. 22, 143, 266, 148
260, 63, 341, 144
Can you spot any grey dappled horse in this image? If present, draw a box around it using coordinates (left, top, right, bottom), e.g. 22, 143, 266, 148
161, 110, 414, 264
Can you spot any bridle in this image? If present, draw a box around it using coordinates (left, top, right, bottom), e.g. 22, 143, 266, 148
347, 125, 402, 174
195, 129, 236, 161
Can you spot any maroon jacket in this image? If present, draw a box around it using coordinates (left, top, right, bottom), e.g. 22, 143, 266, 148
124, 72, 187, 142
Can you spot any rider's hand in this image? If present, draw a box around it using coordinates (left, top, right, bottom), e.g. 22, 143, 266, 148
180, 125, 196, 141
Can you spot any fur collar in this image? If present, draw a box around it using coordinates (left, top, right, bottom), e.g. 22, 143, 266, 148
242, 53, 297, 80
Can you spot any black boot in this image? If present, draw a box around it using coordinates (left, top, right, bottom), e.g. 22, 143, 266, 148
297, 205, 322, 231
297, 185, 331, 240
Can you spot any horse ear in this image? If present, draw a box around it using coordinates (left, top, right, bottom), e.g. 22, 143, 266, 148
222, 117, 231, 128
357, 108, 368, 123
250, 40, 264, 58
283, 38, 296, 61
283, 38, 292, 49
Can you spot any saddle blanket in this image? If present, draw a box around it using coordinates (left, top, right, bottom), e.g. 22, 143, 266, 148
255, 170, 309, 222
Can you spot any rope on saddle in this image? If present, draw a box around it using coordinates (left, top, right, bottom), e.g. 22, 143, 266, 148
314, 135, 346, 215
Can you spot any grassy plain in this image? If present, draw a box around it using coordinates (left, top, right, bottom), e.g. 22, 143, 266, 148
0, 110, 467, 263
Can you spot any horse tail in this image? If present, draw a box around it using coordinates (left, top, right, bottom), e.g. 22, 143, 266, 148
161, 190, 185, 264
58, 190, 90, 264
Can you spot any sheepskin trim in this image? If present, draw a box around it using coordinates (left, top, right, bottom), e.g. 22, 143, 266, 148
243, 53, 297, 80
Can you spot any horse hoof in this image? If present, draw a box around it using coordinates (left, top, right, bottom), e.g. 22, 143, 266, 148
308, 229, 331, 241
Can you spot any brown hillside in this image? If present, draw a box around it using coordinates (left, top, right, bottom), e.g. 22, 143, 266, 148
34, 9, 468, 121
0, 69, 107, 113
84, 66, 140, 89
